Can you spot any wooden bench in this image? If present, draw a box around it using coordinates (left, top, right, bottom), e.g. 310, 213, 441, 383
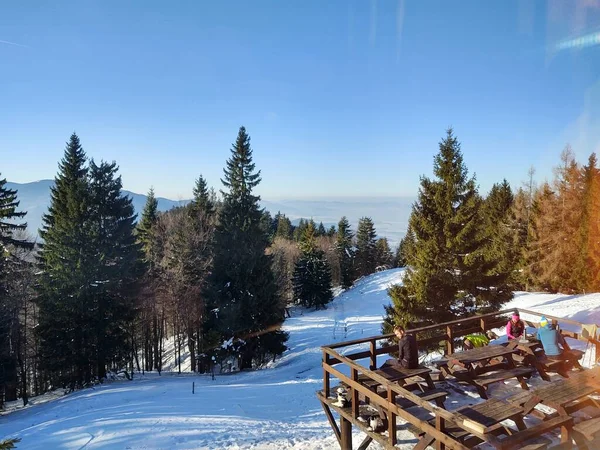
495, 415, 573, 450
572, 417, 600, 449
472, 366, 535, 399
517, 436, 552, 450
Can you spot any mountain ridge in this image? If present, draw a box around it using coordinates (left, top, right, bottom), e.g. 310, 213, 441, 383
7, 180, 412, 245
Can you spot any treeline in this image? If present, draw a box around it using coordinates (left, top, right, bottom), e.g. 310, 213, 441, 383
0, 127, 392, 408
384, 129, 600, 333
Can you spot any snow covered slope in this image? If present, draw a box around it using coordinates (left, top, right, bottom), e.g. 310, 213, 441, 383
2, 269, 600, 449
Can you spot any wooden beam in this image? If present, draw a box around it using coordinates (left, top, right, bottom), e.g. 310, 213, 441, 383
340, 416, 352, 450
357, 435, 373, 450
319, 399, 341, 446
370, 339, 377, 370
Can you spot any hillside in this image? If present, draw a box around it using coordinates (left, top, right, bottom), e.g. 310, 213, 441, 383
2, 269, 599, 449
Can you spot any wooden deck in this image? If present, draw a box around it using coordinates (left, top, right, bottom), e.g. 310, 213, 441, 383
318, 308, 600, 449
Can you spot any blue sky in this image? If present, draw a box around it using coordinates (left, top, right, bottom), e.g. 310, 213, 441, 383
2, 1, 600, 200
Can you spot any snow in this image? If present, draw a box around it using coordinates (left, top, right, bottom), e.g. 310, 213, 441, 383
2, 269, 600, 449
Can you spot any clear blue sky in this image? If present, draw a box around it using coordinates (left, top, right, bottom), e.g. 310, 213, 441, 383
2, 1, 600, 200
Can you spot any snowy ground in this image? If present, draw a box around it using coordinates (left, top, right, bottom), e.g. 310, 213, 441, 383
2, 269, 600, 449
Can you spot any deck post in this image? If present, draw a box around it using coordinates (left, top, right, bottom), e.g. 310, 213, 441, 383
351, 367, 359, 418
480, 317, 486, 333
370, 339, 377, 370
340, 416, 352, 450
446, 325, 454, 355
323, 349, 330, 398
435, 415, 446, 450
387, 387, 397, 445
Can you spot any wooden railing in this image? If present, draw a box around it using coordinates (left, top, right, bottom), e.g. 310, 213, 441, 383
320, 307, 600, 449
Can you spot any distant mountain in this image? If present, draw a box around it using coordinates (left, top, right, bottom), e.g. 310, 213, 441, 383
7, 180, 187, 239
7, 180, 413, 246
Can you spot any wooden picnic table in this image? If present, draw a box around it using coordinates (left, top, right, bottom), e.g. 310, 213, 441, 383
506, 338, 572, 380
439, 345, 535, 398
509, 367, 600, 417
374, 363, 436, 390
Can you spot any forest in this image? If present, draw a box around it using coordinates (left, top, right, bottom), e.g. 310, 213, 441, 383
1, 126, 599, 409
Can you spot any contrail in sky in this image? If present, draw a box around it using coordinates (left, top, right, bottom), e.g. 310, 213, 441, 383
0, 39, 30, 48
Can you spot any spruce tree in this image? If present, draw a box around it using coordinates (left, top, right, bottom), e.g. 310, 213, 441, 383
383, 129, 511, 331
480, 180, 518, 292
87, 160, 141, 379
275, 213, 293, 239
137, 188, 158, 261
355, 217, 377, 277
583, 154, 600, 291
37, 133, 93, 386
210, 126, 287, 369
317, 222, 326, 237
327, 225, 336, 237
395, 226, 415, 268
336, 216, 354, 289
292, 222, 333, 309
191, 175, 215, 217
0, 176, 31, 408
375, 238, 393, 269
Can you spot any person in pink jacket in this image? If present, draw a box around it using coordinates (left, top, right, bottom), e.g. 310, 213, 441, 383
506, 310, 525, 340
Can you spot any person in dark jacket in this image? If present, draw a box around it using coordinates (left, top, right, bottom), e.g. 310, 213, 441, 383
393, 325, 419, 369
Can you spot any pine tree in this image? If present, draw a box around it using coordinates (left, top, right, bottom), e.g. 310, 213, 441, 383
37, 133, 93, 386
210, 126, 287, 369
87, 159, 141, 379
275, 213, 293, 240
327, 225, 336, 237
0, 176, 32, 408
384, 129, 510, 331
292, 222, 333, 309
293, 219, 308, 241
355, 217, 377, 277
191, 175, 215, 217
317, 222, 326, 237
336, 216, 354, 289
137, 188, 158, 261
395, 226, 415, 268
37, 134, 142, 386
480, 180, 518, 291
375, 238, 393, 269
135, 188, 162, 372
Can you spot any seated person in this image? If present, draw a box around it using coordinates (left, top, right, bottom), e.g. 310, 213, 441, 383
506, 310, 525, 340
538, 316, 583, 369
383, 325, 419, 369
463, 331, 499, 350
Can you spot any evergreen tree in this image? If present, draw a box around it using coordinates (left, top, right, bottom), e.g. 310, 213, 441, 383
384, 129, 511, 332
480, 180, 518, 290
292, 222, 333, 309
137, 188, 158, 261
355, 217, 377, 277
336, 216, 354, 289
210, 126, 287, 369
395, 226, 415, 268
37, 133, 93, 386
0, 176, 32, 408
293, 219, 308, 241
275, 213, 293, 240
317, 222, 326, 237
375, 238, 393, 269
37, 134, 141, 386
191, 175, 215, 217
327, 225, 336, 237
87, 159, 141, 379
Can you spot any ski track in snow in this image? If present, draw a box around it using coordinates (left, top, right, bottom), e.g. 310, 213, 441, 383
2, 268, 600, 449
